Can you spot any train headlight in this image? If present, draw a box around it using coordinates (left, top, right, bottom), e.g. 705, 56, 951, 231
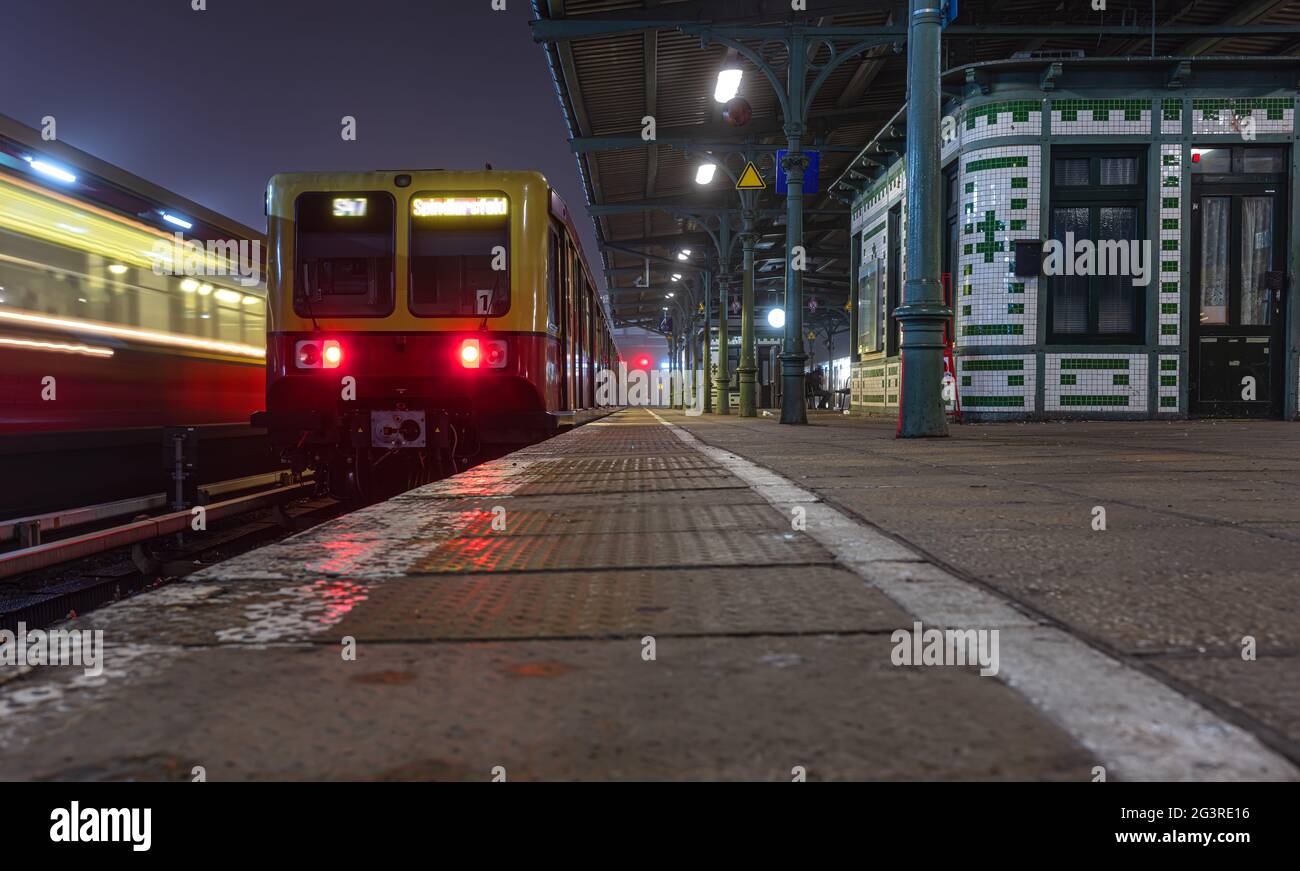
295, 339, 342, 369
483, 340, 508, 369
297, 342, 320, 367
459, 338, 481, 368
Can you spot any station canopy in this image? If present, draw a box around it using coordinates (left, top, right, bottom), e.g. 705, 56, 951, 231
532, 0, 1300, 335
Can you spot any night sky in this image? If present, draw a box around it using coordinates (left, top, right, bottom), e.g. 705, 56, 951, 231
0, 0, 598, 270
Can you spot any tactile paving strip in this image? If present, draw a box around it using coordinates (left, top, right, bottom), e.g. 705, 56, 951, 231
517, 455, 723, 475
447, 501, 788, 537
408, 528, 833, 574
509, 471, 745, 495
333, 565, 910, 640
512, 426, 691, 457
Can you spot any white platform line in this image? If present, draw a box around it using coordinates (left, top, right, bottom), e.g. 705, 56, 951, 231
648, 410, 1298, 782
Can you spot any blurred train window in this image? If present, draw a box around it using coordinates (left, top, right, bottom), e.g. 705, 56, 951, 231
0, 247, 264, 346
0, 178, 264, 351
409, 192, 510, 317
294, 191, 394, 317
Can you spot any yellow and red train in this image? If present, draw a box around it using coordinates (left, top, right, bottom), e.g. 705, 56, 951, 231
255, 170, 615, 497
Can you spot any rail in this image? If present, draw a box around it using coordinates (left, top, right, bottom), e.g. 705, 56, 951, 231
0, 479, 314, 581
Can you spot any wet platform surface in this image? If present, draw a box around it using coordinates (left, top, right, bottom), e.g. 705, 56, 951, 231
0, 408, 1294, 781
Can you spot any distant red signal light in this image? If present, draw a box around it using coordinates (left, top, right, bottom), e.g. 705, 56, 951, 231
637, 356, 650, 368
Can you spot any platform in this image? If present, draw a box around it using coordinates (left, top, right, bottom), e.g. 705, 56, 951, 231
0, 408, 1295, 781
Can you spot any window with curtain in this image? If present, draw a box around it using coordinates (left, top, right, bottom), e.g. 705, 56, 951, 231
1047, 149, 1146, 343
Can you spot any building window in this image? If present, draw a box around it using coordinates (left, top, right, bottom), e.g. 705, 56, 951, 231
858, 253, 880, 353
1047, 149, 1146, 343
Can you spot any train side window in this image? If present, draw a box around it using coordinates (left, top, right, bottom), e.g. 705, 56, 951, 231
294, 191, 394, 318
547, 228, 560, 329
409, 191, 510, 317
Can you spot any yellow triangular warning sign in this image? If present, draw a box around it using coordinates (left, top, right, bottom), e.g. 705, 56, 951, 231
736, 161, 766, 191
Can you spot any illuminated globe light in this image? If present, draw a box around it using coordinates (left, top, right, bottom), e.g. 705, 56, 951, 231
107, 264, 128, 275
180, 278, 200, 293
767, 307, 786, 329
323, 344, 343, 366
461, 341, 480, 364
695, 163, 717, 185
723, 97, 752, 127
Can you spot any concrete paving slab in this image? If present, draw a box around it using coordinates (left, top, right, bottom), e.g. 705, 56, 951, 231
665, 409, 1300, 763
0, 636, 1093, 782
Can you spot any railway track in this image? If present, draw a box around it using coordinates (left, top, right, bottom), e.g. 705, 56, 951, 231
0, 473, 342, 633
0, 444, 512, 632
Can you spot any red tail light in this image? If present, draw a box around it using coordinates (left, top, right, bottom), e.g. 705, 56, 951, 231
460, 338, 507, 369
295, 339, 342, 369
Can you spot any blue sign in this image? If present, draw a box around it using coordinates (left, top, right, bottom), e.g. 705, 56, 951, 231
942, 0, 957, 28
774, 149, 820, 195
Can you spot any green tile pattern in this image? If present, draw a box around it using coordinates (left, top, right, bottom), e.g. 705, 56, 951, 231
1052, 98, 1150, 122
966, 100, 1040, 129
962, 359, 1023, 371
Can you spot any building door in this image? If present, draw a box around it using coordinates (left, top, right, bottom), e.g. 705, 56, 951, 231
1189, 147, 1287, 417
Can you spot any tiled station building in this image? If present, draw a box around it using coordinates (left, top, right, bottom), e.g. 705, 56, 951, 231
843, 57, 1299, 420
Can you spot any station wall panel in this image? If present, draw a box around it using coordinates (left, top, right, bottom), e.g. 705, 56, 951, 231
1158, 354, 1180, 414
1159, 143, 1183, 348
956, 354, 1036, 411
1044, 354, 1148, 413
958, 145, 1040, 347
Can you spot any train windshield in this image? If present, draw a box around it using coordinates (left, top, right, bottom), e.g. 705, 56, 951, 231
294, 191, 395, 317
409, 193, 510, 317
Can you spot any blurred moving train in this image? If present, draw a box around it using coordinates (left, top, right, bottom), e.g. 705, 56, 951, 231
255, 170, 616, 498
0, 115, 270, 516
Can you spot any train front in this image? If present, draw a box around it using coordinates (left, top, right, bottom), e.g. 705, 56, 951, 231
257, 171, 554, 498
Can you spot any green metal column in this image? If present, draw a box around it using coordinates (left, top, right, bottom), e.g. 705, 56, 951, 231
714, 275, 732, 414
667, 332, 677, 409
738, 198, 758, 417
895, 0, 950, 438
681, 312, 691, 410
779, 33, 809, 425
702, 270, 713, 414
